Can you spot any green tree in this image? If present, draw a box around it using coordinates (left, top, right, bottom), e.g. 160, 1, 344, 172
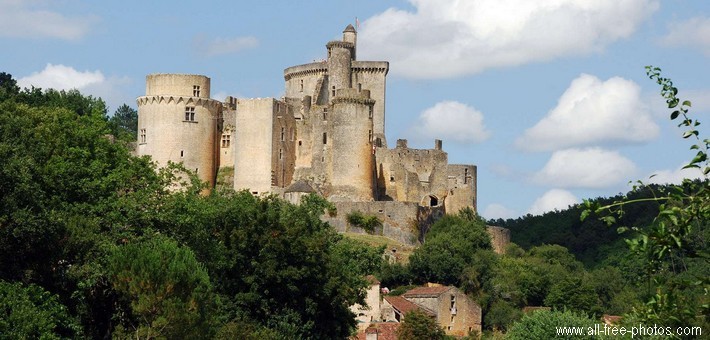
0, 281, 80, 339
409, 211, 492, 285
110, 103, 138, 140
396, 310, 446, 340
506, 309, 598, 340
108, 235, 216, 339
0, 72, 19, 101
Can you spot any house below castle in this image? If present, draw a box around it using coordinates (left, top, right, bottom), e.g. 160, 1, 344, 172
136, 25, 479, 245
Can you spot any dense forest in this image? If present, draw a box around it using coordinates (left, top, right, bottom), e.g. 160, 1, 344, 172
0, 70, 707, 339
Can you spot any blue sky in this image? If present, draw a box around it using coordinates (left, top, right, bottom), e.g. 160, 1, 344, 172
3, 0, 709, 219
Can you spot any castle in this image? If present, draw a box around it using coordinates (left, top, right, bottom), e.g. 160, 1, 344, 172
136, 25, 478, 245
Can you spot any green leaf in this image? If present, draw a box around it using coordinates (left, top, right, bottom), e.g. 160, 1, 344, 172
682, 100, 692, 107
670, 110, 680, 120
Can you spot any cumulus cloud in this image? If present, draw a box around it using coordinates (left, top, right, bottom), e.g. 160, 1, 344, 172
533, 148, 637, 188
193, 35, 259, 57
528, 189, 579, 216
18, 64, 104, 90
516, 74, 659, 152
483, 203, 518, 220
647, 164, 706, 185
0, 0, 97, 40
358, 0, 658, 78
18, 64, 133, 111
660, 16, 710, 56
410, 101, 491, 144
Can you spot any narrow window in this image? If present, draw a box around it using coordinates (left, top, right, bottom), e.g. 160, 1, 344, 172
368, 130, 372, 142
331, 86, 335, 97
185, 107, 196, 121
279, 148, 283, 160
290, 128, 295, 141
193, 85, 201, 97
322, 132, 327, 144
357, 83, 362, 92
464, 168, 469, 184
221, 134, 231, 148
323, 108, 327, 120
281, 127, 285, 141
180, 150, 184, 158
139, 129, 146, 143
368, 106, 373, 119
300, 79, 304, 92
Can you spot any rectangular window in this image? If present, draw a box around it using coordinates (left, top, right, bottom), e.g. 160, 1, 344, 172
221, 134, 231, 148
368, 130, 372, 142
281, 127, 285, 141
279, 148, 283, 160
139, 128, 146, 143
300, 79, 304, 92
368, 106, 373, 119
185, 107, 196, 121
193, 85, 201, 97
331, 86, 335, 97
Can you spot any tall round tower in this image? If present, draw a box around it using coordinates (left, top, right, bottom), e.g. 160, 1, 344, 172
326, 38, 353, 94
329, 88, 375, 201
136, 74, 222, 187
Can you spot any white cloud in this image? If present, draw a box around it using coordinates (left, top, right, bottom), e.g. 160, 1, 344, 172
410, 101, 491, 143
533, 148, 637, 188
194, 35, 259, 57
647, 164, 706, 185
660, 16, 710, 56
483, 203, 518, 220
18, 64, 104, 90
528, 189, 579, 216
0, 0, 97, 40
516, 74, 659, 151
359, 0, 658, 78
18, 64, 133, 112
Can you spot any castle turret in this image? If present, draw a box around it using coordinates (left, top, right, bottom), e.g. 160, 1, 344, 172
326, 31, 354, 96
329, 88, 375, 201
136, 74, 222, 187
343, 24, 357, 59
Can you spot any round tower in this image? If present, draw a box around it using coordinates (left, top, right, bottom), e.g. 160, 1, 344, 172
342, 24, 357, 59
326, 38, 353, 94
136, 74, 222, 187
329, 88, 375, 201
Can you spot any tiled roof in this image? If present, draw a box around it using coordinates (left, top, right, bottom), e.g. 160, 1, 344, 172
402, 286, 452, 297
384, 296, 435, 317
353, 323, 400, 340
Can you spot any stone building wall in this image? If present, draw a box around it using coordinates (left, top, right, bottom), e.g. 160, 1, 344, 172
233, 98, 276, 194
137, 74, 221, 187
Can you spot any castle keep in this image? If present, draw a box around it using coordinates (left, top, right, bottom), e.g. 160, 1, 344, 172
137, 25, 478, 244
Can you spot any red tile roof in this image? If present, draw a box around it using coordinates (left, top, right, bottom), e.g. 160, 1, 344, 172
402, 286, 452, 297
384, 296, 435, 317
354, 323, 400, 340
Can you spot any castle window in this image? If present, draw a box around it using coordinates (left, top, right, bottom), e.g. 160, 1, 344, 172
322, 132, 327, 144
139, 129, 146, 143
368, 106, 373, 119
193, 85, 200, 97
298, 140, 302, 146
180, 150, 184, 158
331, 86, 335, 97
368, 130, 372, 142
281, 127, 285, 141
221, 134, 231, 148
279, 148, 283, 160
464, 168, 469, 184
300, 79, 304, 92
290, 127, 294, 141
358, 83, 362, 92
185, 106, 196, 121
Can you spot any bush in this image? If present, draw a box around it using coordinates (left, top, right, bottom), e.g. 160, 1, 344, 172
506, 309, 598, 339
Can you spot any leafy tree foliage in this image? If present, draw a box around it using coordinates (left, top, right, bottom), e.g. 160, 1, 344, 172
0, 281, 80, 339
506, 309, 598, 340
396, 310, 446, 340
409, 210, 492, 285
